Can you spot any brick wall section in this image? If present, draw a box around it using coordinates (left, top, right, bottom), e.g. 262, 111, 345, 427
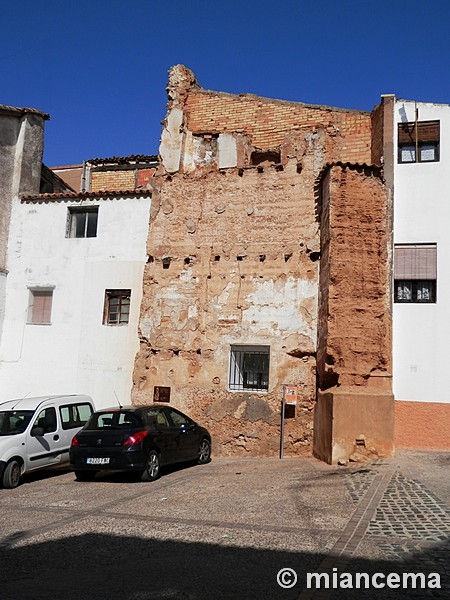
186, 91, 372, 163
371, 102, 384, 166
91, 170, 135, 192
90, 168, 156, 192
318, 164, 392, 388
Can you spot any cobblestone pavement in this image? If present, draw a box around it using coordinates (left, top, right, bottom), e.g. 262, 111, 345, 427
0, 450, 448, 599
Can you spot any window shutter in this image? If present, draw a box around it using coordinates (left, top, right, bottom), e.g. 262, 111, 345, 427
394, 244, 437, 279
32, 291, 53, 323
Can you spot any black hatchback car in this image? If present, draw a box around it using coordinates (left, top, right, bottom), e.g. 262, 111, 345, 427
70, 404, 211, 482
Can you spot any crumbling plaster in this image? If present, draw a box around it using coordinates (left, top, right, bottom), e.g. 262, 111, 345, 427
133, 65, 383, 458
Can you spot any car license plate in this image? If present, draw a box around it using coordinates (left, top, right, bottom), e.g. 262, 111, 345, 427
87, 458, 110, 465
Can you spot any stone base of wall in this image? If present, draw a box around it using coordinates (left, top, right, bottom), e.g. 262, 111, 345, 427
395, 400, 450, 450
313, 387, 395, 464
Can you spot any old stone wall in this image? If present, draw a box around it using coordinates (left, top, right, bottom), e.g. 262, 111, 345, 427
133, 66, 379, 457
318, 164, 392, 388
314, 164, 393, 463
133, 159, 321, 456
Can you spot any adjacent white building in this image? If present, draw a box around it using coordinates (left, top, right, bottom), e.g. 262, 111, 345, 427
0, 191, 151, 409
392, 99, 450, 405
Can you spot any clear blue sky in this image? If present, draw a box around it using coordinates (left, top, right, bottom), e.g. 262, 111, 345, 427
2, 0, 449, 166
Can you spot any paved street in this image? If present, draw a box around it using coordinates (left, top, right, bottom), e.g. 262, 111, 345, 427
0, 450, 448, 599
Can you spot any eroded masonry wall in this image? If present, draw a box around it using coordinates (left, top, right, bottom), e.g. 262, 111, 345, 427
133, 161, 321, 456
133, 65, 375, 456
314, 165, 394, 463
317, 165, 392, 388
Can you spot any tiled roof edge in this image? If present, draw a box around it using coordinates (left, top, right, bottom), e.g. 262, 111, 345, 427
86, 155, 158, 165
21, 189, 153, 202
0, 104, 50, 120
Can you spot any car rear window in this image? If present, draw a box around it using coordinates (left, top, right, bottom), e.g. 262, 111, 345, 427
85, 411, 143, 430
0, 410, 34, 436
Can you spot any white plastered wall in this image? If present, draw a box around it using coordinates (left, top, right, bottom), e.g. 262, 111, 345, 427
393, 100, 450, 403
0, 194, 151, 409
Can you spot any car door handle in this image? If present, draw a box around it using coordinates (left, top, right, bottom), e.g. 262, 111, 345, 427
53, 435, 59, 441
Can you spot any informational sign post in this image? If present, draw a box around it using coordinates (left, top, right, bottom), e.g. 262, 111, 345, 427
280, 384, 298, 459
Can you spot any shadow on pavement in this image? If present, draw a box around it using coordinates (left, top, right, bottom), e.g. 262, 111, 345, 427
0, 532, 447, 599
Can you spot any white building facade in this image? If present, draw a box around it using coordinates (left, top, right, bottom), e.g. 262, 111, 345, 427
391, 98, 450, 448
0, 191, 151, 409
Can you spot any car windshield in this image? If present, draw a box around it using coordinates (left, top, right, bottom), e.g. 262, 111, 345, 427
84, 411, 143, 430
0, 410, 34, 436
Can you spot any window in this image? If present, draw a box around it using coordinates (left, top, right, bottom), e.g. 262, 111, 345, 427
167, 408, 191, 427
28, 289, 53, 324
398, 120, 440, 163
229, 345, 270, 392
59, 403, 93, 430
67, 206, 98, 238
103, 289, 131, 325
394, 244, 437, 303
85, 411, 144, 430
33, 408, 57, 434
145, 408, 169, 428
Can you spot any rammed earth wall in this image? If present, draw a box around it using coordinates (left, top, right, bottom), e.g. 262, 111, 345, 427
132, 66, 392, 458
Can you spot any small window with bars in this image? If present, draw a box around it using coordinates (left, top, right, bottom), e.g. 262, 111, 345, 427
398, 120, 440, 163
229, 345, 270, 392
394, 244, 437, 303
67, 206, 98, 238
27, 289, 54, 324
103, 289, 131, 325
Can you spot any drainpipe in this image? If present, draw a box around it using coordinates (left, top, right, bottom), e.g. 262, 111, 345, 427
415, 101, 419, 162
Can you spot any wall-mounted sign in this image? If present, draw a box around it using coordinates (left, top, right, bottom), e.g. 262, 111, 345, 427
153, 386, 171, 403
283, 384, 298, 405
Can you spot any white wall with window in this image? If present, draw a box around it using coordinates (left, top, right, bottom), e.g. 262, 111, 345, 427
0, 193, 151, 408
393, 99, 450, 403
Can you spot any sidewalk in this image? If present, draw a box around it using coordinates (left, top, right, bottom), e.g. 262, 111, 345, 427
0, 450, 448, 599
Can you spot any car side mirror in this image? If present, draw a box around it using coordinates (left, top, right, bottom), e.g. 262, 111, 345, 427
31, 426, 45, 437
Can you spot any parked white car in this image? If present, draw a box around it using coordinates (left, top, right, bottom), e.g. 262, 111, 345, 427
0, 395, 94, 488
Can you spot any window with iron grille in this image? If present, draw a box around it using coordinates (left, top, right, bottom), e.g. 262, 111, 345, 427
27, 289, 53, 324
229, 345, 270, 392
398, 120, 440, 163
394, 244, 437, 303
103, 290, 131, 325
67, 206, 98, 238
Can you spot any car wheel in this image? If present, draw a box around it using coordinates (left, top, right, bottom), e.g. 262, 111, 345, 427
198, 438, 211, 465
75, 470, 97, 482
2, 459, 21, 489
141, 450, 160, 482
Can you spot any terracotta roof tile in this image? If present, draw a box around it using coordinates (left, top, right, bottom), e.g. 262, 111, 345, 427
0, 103, 50, 119
86, 155, 158, 165
21, 189, 152, 202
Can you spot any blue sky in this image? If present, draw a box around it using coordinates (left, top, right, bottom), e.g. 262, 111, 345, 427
2, 0, 449, 166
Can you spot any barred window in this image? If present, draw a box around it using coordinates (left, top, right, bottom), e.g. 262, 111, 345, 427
103, 289, 131, 325
229, 345, 270, 392
394, 244, 437, 303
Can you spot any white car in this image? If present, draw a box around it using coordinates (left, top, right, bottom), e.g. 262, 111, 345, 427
0, 395, 94, 488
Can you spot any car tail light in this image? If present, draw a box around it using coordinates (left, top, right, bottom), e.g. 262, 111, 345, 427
71, 435, 79, 446
123, 430, 149, 446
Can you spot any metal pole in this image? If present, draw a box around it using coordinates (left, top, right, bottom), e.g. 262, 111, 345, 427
280, 385, 286, 459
